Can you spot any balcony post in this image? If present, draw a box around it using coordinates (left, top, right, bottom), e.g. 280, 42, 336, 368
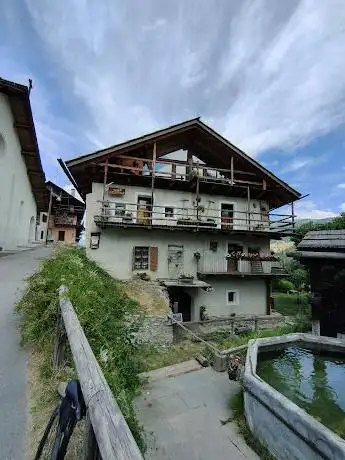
151, 142, 156, 208
291, 201, 295, 232
231, 156, 234, 184
247, 185, 251, 230
102, 160, 108, 201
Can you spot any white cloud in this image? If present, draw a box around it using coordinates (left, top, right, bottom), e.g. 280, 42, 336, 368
337, 183, 345, 189
20, 0, 345, 158
282, 157, 313, 173
293, 200, 338, 220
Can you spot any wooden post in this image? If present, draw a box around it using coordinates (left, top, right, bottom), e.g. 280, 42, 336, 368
230, 319, 235, 336
247, 185, 251, 230
254, 316, 258, 332
230, 156, 234, 184
52, 309, 66, 370
187, 150, 193, 178
84, 412, 102, 460
171, 163, 176, 179
151, 143, 156, 206
291, 201, 295, 232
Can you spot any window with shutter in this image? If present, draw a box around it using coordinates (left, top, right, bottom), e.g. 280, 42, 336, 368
133, 246, 149, 270
149, 246, 158, 271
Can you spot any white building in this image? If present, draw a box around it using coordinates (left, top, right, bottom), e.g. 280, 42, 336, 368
64, 118, 301, 322
0, 78, 47, 251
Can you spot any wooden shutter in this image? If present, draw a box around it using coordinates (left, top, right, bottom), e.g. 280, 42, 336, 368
149, 246, 158, 271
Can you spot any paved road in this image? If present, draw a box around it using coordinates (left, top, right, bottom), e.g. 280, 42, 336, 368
0, 247, 51, 460
135, 364, 259, 460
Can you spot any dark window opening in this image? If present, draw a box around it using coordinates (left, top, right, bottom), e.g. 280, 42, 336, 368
58, 231, 65, 242
42, 214, 47, 223
40, 230, 44, 240
133, 246, 149, 270
165, 207, 174, 218
210, 240, 218, 252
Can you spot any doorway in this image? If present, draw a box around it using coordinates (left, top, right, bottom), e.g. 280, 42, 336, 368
168, 288, 192, 322
28, 216, 35, 242
227, 243, 243, 272
168, 245, 184, 278
137, 195, 152, 225
58, 230, 65, 242
221, 204, 234, 230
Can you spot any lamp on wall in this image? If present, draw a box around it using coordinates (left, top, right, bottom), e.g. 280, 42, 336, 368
90, 232, 100, 249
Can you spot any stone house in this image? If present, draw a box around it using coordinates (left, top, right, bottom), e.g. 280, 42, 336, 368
62, 118, 300, 322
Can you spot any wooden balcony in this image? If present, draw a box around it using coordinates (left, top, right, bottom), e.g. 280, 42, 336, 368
54, 215, 77, 226
198, 255, 286, 277
94, 201, 295, 236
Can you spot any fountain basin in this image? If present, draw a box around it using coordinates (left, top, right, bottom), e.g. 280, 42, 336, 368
244, 333, 345, 460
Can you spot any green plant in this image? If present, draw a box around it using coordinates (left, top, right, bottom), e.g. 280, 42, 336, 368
16, 247, 145, 450
277, 279, 294, 293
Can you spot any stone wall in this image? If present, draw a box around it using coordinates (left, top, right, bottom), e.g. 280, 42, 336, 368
135, 313, 173, 345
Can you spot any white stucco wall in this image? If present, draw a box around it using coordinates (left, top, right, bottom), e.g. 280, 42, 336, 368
0, 94, 38, 250
186, 278, 267, 320
36, 212, 48, 242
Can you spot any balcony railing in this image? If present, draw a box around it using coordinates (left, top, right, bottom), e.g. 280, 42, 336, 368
198, 255, 286, 276
94, 201, 295, 235
54, 215, 77, 226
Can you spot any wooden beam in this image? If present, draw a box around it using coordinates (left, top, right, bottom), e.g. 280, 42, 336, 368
13, 121, 31, 129
231, 156, 234, 184
102, 160, 108, 201
151, 142, 156, 203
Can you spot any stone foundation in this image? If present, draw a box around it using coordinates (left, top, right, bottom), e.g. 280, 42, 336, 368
135, 313, 173, 345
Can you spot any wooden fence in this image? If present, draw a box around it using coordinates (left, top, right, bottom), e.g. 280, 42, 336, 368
53, 286, 143, 460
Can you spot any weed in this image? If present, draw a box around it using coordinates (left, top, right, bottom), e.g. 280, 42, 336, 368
16, 247, 145, 451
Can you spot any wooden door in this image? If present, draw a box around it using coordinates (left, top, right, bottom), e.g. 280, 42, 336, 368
227, 243, 243, 272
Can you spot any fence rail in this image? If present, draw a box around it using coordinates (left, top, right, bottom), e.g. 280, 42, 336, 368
94, 200, 294, 234
53, 286, 143, 460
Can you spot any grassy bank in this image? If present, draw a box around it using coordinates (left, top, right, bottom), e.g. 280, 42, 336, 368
16, 247, 145, 451
273, 292, 310, 316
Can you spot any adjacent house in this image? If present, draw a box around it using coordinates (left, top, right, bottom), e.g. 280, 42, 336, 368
0, 77, 47, 251
291, 230, 345, 338
36, 181, 85, 245
63, 118, 301, 321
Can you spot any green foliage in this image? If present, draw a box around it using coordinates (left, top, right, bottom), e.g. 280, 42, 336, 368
276, 279, 295, 293
229, 390, 275, 460
16, 247, 145, 449
292, 213, 345, 246
273, 292, 310, 316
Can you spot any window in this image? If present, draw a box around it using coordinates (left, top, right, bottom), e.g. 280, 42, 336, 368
227, 290, 239, 305
133, 246, 149, 270
210, 240, 218, 252
58, 231, 65, 242
115, 203, 126, 216
40, 230, 44, 240
42, 214, 47, 223
165, 207, 174, 218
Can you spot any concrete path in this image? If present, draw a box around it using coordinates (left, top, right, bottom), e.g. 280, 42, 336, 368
0, 247, 51, 460
135, 364, 259, 460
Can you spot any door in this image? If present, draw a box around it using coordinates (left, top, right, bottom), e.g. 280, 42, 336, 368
168, 245, 184, 279
137, 195, 152, 225
227, 243, 243, 272
221, 204, 234, 229
168, 288, 192, 322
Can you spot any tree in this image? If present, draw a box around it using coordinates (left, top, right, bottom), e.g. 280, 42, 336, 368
291, 213, 345, 246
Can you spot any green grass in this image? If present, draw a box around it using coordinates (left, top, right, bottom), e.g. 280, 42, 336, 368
230, 390, 275, 460
272, 292, 310, 316
16, 247, 145, 450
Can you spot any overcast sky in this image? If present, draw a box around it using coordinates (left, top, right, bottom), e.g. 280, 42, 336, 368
1, 0, 345, 218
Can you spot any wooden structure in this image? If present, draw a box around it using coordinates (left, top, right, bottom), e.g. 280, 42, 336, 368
292, 230, 345, 337
46, 181, 85, 244
53, 286, 143, 460
64, 118, 300, 237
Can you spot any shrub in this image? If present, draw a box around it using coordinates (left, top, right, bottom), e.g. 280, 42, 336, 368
276, 279, 294, 293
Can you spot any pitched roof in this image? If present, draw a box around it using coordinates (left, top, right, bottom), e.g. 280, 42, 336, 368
46, 181, 85, 221
65, 118, 300, 206
0, 77, 48, 211
297, 230, 345, 250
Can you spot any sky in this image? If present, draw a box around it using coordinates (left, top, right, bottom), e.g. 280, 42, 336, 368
1, 0, 345, 219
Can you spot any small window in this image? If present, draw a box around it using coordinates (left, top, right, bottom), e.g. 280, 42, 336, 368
227, 290, 239, 305
115, 203, 126, 216
58, 231, 65, 242
133, 246, 149, 270
165, 207, 174, 218
210, 240, 218, 252
42, 214, 47, 223
40, 230, 44, 240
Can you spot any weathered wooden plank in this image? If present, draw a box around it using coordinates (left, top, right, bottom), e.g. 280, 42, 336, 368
58, 286, 143, 460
